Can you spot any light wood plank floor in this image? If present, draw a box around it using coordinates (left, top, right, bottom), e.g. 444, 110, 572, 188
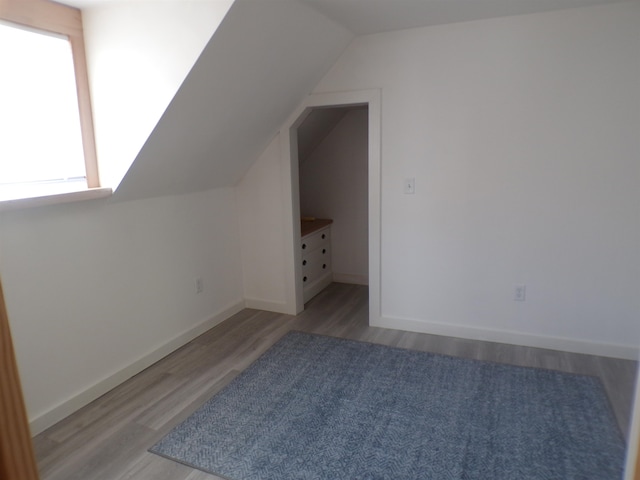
33, 283, 638, 480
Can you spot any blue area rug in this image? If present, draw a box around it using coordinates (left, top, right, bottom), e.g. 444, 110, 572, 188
150, 331, 625, 479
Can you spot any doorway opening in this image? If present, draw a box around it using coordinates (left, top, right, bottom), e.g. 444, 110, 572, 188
283, 90, 381, 322
296, 105, 369, 303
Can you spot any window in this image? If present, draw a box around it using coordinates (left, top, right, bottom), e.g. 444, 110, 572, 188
0, 0, 102, 205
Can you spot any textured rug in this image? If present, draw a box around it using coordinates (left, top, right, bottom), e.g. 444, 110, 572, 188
150, 331, 625, 480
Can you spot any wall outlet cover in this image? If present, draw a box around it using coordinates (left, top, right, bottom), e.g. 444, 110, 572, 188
403, 177, 415, 194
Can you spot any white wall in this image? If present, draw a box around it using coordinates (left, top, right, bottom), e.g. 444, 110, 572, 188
317, 1, 640, 357
239, 2, 640, 358
236, 136, 293, 313
299, 108, 369, 284
82, 1, 233, 189
0, 188, 244, 433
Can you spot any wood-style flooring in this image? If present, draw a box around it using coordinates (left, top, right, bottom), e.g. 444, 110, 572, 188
32, 283, 638, 480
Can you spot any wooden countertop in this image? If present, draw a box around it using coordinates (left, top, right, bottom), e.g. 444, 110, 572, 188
301, 218, 333, 237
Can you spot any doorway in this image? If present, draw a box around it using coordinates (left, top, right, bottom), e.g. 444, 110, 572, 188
296, 106, 369, 300
282, 89, 381, 322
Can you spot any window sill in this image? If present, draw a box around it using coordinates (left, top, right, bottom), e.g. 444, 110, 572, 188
0, 187, 113, 212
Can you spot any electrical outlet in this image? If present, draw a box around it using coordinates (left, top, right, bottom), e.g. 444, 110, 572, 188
403, 177, 415, 194
514, 284, 526, 302
196, 277, 203, 294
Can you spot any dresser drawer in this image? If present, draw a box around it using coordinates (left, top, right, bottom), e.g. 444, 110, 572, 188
301, 226, 330, 253
300, 220, 332, 303
302, 249, 331, 284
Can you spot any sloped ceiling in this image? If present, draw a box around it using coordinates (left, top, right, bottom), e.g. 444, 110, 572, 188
112, 0, 353, 201
297, 108, 350, 163
298, 0, 628, 35
79, 0, 234, 193
63, 0, 626, 201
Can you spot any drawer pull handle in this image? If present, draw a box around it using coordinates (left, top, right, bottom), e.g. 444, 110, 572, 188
322, 264, 327, 269
321, 234, 326, 239
302, 260, 307, 266
303, 276, 308, 282
302, 243, 307, 249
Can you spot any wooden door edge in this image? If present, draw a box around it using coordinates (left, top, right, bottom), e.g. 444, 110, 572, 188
0, 277, 40, 480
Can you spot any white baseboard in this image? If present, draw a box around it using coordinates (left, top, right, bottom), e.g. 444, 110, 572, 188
244, 298, 291, 314
332, 273, 368, 285
29, 299, 245, 436
374, 315, 639, 361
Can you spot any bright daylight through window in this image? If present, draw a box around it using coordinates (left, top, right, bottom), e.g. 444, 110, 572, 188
0, 19, 93, 202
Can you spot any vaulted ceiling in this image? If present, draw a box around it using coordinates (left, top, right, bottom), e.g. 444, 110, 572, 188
60, 0, 628, 201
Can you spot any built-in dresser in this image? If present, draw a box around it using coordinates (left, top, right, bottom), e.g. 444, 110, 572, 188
300, 218, 332, 302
